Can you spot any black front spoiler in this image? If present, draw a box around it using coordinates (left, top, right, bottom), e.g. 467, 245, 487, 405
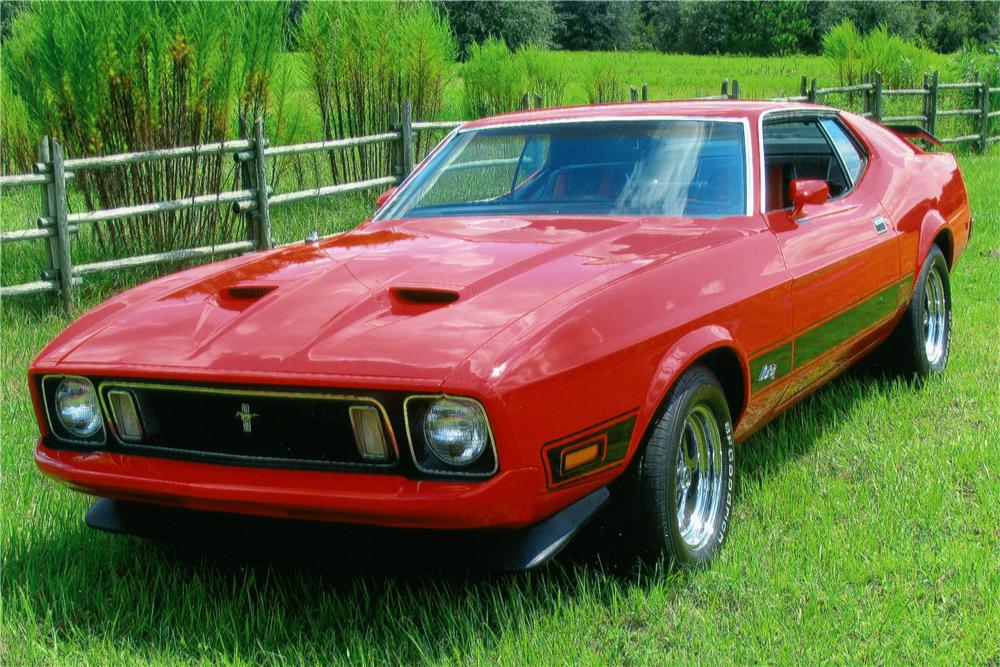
84, 487, 609, 571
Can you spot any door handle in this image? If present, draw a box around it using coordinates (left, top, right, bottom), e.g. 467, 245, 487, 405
872, 216, 888, 234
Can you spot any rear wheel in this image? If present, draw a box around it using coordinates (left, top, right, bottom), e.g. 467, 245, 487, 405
626, 365, 735, 567
887, 246, 952, 378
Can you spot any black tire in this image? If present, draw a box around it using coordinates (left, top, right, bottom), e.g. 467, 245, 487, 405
626, 365, 735, 567
886, 245, 952, 378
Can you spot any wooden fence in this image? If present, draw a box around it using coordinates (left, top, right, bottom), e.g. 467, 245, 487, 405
1, 71, 997, 312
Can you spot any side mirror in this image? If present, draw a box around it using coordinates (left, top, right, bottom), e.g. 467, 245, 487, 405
376, 186, 398, 209
789, 179, 829, 218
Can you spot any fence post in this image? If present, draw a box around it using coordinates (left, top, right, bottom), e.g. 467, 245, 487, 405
800, 76, 808, 99
252, 118, 272, 250
520, 93, 530, 111
730, 80, 740, 100
630, 86, 638, 102
533, 92, 543, 109
49, 139, 73, 313
873, 71, 883, 122
980, 72, 991, 153
862, 75, 871, 116
641, 83, 649, 101
921, 73, 931, 130
37, 137, 60, 282
927, 70, 939, 136
808, 78, 817, 103
237, 118, 257, 243
401, 100, 415, 177
389, 104, 402, 179
721, 80, 729, 98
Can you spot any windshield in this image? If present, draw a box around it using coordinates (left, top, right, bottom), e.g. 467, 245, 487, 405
379, 119, 748, 220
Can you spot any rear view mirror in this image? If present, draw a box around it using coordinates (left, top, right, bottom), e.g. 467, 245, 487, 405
376, 186, 398, 208
789, 179, 829, 218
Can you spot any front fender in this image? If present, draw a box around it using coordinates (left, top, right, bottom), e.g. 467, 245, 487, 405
631, 325, 749, 462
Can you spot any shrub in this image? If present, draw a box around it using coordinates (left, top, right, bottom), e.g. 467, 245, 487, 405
297, 1, 455, 179
3, 1, 288, 253
462, 38, 526, 118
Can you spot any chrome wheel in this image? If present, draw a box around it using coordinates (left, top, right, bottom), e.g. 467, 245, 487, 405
674, 404, 724, 550
922, 265, 947, 366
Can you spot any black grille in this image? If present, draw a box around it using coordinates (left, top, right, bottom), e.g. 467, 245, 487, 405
99, 383, 396, 469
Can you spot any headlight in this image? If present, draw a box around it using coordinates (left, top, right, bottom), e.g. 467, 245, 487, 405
54, 377, 103, 438
422, 397, 488, 465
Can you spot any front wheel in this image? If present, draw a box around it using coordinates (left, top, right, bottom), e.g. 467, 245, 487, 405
627, 365, 735, 567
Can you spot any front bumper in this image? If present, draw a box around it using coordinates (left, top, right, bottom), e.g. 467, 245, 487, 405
35, 440, 590, 530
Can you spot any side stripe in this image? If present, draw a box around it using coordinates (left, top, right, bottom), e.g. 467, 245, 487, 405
749, 276, 911, 395
794, 281, 900, 368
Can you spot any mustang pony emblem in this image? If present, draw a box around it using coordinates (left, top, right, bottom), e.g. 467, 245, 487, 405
235, 403, 259, 433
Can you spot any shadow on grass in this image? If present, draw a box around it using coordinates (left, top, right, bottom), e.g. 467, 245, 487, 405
3, 351, 921, 662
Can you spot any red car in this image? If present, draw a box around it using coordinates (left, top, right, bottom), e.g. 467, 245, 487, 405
30, 102, 971, 569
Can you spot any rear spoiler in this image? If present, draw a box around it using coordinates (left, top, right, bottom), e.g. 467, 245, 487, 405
885, 124, 942, 146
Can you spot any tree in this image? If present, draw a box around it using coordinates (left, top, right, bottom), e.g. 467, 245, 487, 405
555, 1, 645, 51
437, 0, 559, 58
919, 1, 1000, 53
817, 1, 920, 42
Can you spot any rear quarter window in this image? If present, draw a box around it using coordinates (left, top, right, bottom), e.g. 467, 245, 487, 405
820, 118, 866, 184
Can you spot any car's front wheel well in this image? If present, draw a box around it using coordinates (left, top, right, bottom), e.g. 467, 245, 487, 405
696, 347, 746, 427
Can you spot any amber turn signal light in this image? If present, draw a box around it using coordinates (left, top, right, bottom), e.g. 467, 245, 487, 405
562, 441, 601, 473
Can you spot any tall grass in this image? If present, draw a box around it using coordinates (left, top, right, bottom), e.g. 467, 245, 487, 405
2, 1, 289, 255
521, 45, 570, 108
0, 73, 33, 175
297, 1, 455, 182
586, 57, 630, 104
823, 19, 934, 88
462, 38, 527, 118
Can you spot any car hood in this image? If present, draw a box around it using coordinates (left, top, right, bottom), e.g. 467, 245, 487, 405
51, 215, 710, 383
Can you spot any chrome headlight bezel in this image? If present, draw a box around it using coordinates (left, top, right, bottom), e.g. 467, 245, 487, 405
404, 395, 498, 477
42, 375, 106, 445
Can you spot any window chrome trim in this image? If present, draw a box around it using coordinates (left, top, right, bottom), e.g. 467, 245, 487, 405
378, 115, 755, 219
403, 394, 499, 477
40, 375, 107, 446
96, 380, 400, 465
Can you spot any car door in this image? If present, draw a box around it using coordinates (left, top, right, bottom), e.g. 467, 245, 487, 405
762, 113, 901, 405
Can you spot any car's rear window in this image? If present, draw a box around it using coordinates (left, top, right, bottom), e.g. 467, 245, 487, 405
378, 119, 748, 220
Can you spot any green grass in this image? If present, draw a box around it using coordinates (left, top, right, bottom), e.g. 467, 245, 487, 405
2, 50, 999, 664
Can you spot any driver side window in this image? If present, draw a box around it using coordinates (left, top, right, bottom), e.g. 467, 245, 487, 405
763, 118, 852, 212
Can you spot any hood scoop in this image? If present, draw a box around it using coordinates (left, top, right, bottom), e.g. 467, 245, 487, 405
388, 286, 461, 314
217, 284, 278, 310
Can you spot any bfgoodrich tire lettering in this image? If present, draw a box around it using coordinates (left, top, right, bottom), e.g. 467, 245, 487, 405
631, 365, 735, 567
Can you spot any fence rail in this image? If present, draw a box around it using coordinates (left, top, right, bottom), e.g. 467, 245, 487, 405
1, 70, 996, 311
